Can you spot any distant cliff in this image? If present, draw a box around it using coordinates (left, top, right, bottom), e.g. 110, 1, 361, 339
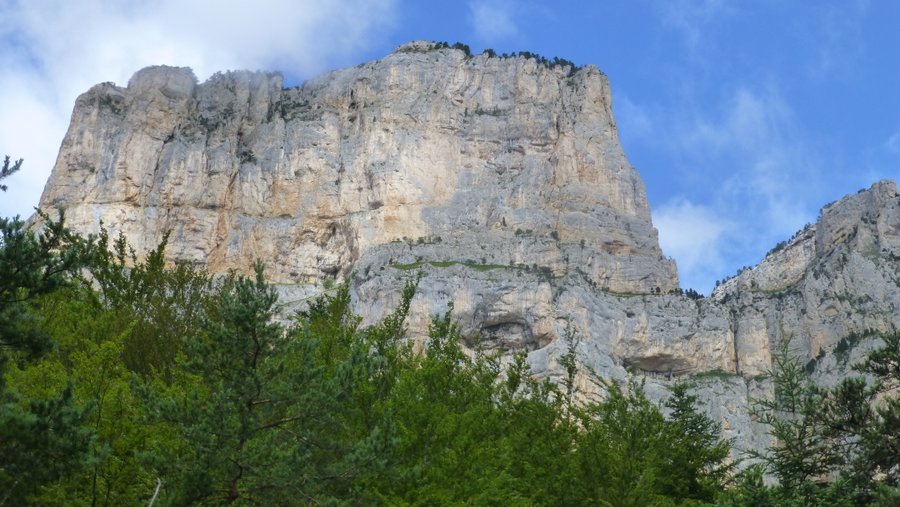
37, 41, 900, 457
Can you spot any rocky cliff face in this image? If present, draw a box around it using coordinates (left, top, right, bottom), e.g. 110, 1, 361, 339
712, 180, 900, 381
41, 40, 675, 294
37, 42, 900, 458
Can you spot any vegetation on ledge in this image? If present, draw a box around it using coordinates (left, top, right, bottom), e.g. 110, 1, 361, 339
421, 40, 583, 76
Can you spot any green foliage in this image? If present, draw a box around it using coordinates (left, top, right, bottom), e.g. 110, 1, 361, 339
716, 464, 779, 506
0, 179, 97, 503
2, 213, 209, 504
768, 240, 788, 256
691, 369, 741, 381
736, 333, 900, 504
7, 288, 160, 505
748, 339, 835, 500
391, 258, 523, 273
0, 155, 22, 192
833, 329, 872, 364
830, 331, 900, 497
573, 379, 671, 505
374, 307, 579, 505
570, 377, 731, 506
88, 226, 212, 374
431, 41, 472, 56
663, 381, 733, 501
141, 267, 417, 505
0, 384, 94, 505
856, 330, 900, 388
1, 213, 743, 504
684, 288, 704, 299
0, 210, 91, 366
145, 262, 309, 504
424, 42, 581, 75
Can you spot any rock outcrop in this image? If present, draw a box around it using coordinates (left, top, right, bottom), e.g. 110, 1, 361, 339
36, 42, 900, 458
713, 180, 900, 381
40, 41, 675, 295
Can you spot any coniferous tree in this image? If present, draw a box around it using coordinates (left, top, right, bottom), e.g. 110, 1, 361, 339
0, 155, 21, 192
146, 262, 297, 504
574, 379, 673, 506
736, 334, 900, 505
662, 381, 733, 502
815, 332, 900, 504
0, 160, 95, 504
748, 339, 835, 503
145, 266, 415, 505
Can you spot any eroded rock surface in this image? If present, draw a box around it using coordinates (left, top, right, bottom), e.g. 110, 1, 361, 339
41, 42, 675, 294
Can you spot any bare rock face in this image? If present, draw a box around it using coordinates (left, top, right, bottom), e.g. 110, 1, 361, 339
36, 42, 900, 459
40, 44, 676, 295
713, 180, 900, 381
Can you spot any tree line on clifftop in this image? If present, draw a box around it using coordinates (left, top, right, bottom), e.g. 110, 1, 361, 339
1, 158, 898, 505
428, 41, 582, 76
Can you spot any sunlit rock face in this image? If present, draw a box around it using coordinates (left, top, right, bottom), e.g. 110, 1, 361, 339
37, 41, 900, 459
712, 180, 900, 380
40, 42, 675, 293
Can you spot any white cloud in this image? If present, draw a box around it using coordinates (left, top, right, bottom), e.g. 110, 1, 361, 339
655, 0, 734, 51
0, 80, 62, 218
0, 0, 398, 218
639, 84, 822, 292
804, 0, 869, 79
653, 199, 728, 293
468, 0, 518, 42
682, 88, 790, 154
680, 86, 817, 235
614, 95, 654, 141
850, 128, 900, 191
887, 131, 900, 154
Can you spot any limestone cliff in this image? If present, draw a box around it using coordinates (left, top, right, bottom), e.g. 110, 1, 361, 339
713, 180, 900, 381
40, 40, 675, 295
36, 42, 900, 458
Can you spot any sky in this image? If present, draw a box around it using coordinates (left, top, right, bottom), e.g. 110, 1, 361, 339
1, 0, 898, 293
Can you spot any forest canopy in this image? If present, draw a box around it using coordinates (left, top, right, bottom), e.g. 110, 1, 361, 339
1, 161, 897, 505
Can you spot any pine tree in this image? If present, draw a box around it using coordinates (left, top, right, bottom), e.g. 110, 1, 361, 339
145, 266, 414, 504
146, 262, 298, 504
574, 379, 673, 506
0, 160, 95, 503
662, 381, 733, 501
817, 332, 900, 503
0, 155, 22, 192
748, 339, 840, 503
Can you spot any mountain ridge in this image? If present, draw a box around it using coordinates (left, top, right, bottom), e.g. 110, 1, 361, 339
35, 41, 900, 457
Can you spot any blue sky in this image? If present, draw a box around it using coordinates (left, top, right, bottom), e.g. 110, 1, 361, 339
1, 0, 898, 293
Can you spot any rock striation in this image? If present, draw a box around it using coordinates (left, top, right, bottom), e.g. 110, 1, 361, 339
712, 180, 900, 381
40, 41, 675, 294
36, 41, 900, 458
